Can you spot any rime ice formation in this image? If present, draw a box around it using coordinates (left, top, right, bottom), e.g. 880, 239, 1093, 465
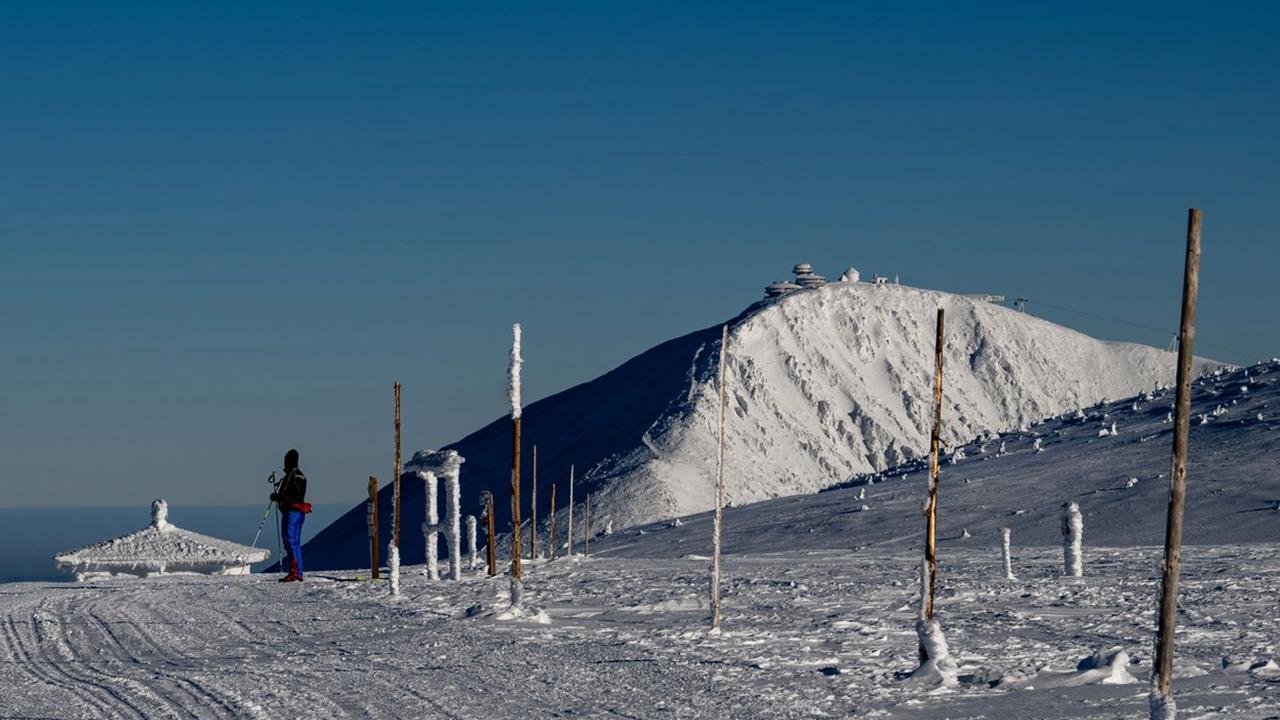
1063, 502, 1084, 577
54, 500, 269, 581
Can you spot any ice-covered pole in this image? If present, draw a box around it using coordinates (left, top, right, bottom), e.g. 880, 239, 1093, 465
1001, 527, 1014, 580
711, 324, 729, 631
1062, 502, 1084, 577
445, 457, 462, 581
388, 542, 400, 597
466, 515, 478, 570
1152, 208, 1203, 720
420, 471, 439, 580
393, 382, 402, 549
509, 323, 524, 597
549, 483, 558, 560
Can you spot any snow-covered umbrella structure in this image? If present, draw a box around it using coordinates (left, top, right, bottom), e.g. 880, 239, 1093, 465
54, 500, 269, 581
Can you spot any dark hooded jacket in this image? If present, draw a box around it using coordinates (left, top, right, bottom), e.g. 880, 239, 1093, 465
272, 450, 308, 512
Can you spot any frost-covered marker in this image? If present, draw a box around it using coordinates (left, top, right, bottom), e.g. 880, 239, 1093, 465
444, 456, 462, 581
1151, 208, 1203, 720
1001, 527, 1015, 580
509, 323, 524, 595
1062, 501, 1084, 577
466, 515, 478, 570
388, 542, 401, 597
711, 324, 729, 631
421, 471, 439, 580
549, 483, 558, 560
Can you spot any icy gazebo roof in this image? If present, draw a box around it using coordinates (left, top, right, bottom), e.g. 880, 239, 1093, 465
54, 499, 270, 581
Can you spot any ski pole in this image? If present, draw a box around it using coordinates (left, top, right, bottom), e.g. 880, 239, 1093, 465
250, 472, 279, 550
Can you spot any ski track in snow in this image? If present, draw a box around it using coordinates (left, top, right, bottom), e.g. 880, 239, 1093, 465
3, 545, 1280, 719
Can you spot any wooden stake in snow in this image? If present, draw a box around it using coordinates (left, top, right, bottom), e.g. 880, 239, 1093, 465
1151, 208, 1203, 720
567, 465, 575, 555
549, 483, 558, 560
509, 324, 524, 581
1001, 527, 1014, 580
483, 491, 497, 577
712, 324, 729, 631
921, 309, 945, 627
584, 493, 591, 557
530, 444, 538, 560
393, 382, 402, 549
368, 476, 380, 580
388, 542, 400, 597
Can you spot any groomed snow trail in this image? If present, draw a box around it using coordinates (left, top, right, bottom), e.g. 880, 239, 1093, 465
3, 546, 1280, 719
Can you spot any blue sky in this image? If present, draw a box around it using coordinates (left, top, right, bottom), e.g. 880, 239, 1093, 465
2, 3, 1276, 508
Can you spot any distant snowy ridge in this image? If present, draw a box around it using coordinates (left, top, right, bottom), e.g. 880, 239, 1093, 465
302, 281, 1219, 571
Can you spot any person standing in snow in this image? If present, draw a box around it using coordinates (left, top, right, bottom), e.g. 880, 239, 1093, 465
271, 449, 311, 582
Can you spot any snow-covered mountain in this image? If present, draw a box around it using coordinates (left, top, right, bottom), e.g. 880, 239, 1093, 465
303, 279, 1220, 571
591, 360, 1280, 558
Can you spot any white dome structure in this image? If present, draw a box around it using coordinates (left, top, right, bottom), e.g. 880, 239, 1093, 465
840, 267, 860, 283
54, 500, 270, 581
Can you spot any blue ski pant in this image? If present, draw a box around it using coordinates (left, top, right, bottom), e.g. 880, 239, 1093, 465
282, 510, 305, 575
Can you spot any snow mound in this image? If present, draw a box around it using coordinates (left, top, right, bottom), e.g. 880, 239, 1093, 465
1002, 647, 1138, 689
304, 282, 1220, 571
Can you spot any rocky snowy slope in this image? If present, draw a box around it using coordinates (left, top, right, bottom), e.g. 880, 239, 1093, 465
304, 280, 1220, 571
590, 361, 1280, 558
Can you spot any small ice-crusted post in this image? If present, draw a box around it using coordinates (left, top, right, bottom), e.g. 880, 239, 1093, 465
711, 324, 729, 632
509, 323, 523, 582
482, 491, 497, 577
466, 515, 478, 570
421, 471, 439, 580
1151, 208, 1203, 720
388, 542, 400, 597
1001, 527, 1014, 580
1062, 501, 1084, 577
584, 494, 591, 557
566, 465, 575, 555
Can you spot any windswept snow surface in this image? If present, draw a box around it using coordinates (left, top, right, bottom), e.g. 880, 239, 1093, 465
4, 547, 1280, 718
306, 282, 1218, 571
6, 365, 1279, 718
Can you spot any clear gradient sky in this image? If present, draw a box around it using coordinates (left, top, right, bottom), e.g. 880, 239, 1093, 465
2, 3, 1277, 508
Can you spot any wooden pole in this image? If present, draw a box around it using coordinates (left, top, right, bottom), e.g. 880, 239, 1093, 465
712, 324, 729, 630
567, 465, 575, 555
584, 493, 590, 557
484, 491, 497, 577
368, 476, 380, 579
393, 382, 402, 549
530, 445, 538, 560
1152, 209, 1203, 715
921, 308, 945, 658
549, 483, 558, 560
511, 414, 523, 580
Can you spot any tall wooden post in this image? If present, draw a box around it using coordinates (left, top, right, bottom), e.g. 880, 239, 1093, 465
368, 476, 380, 579
567, 465, 575, 555
584, 493, 591, 557
921, 308, 945, 658
393, 382, 402, 549
530, 444, 538, 560
1152, 209, 1203, 717
712, 324, 729, 630
484, 491, 497, 577
549, 483, 558, 560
